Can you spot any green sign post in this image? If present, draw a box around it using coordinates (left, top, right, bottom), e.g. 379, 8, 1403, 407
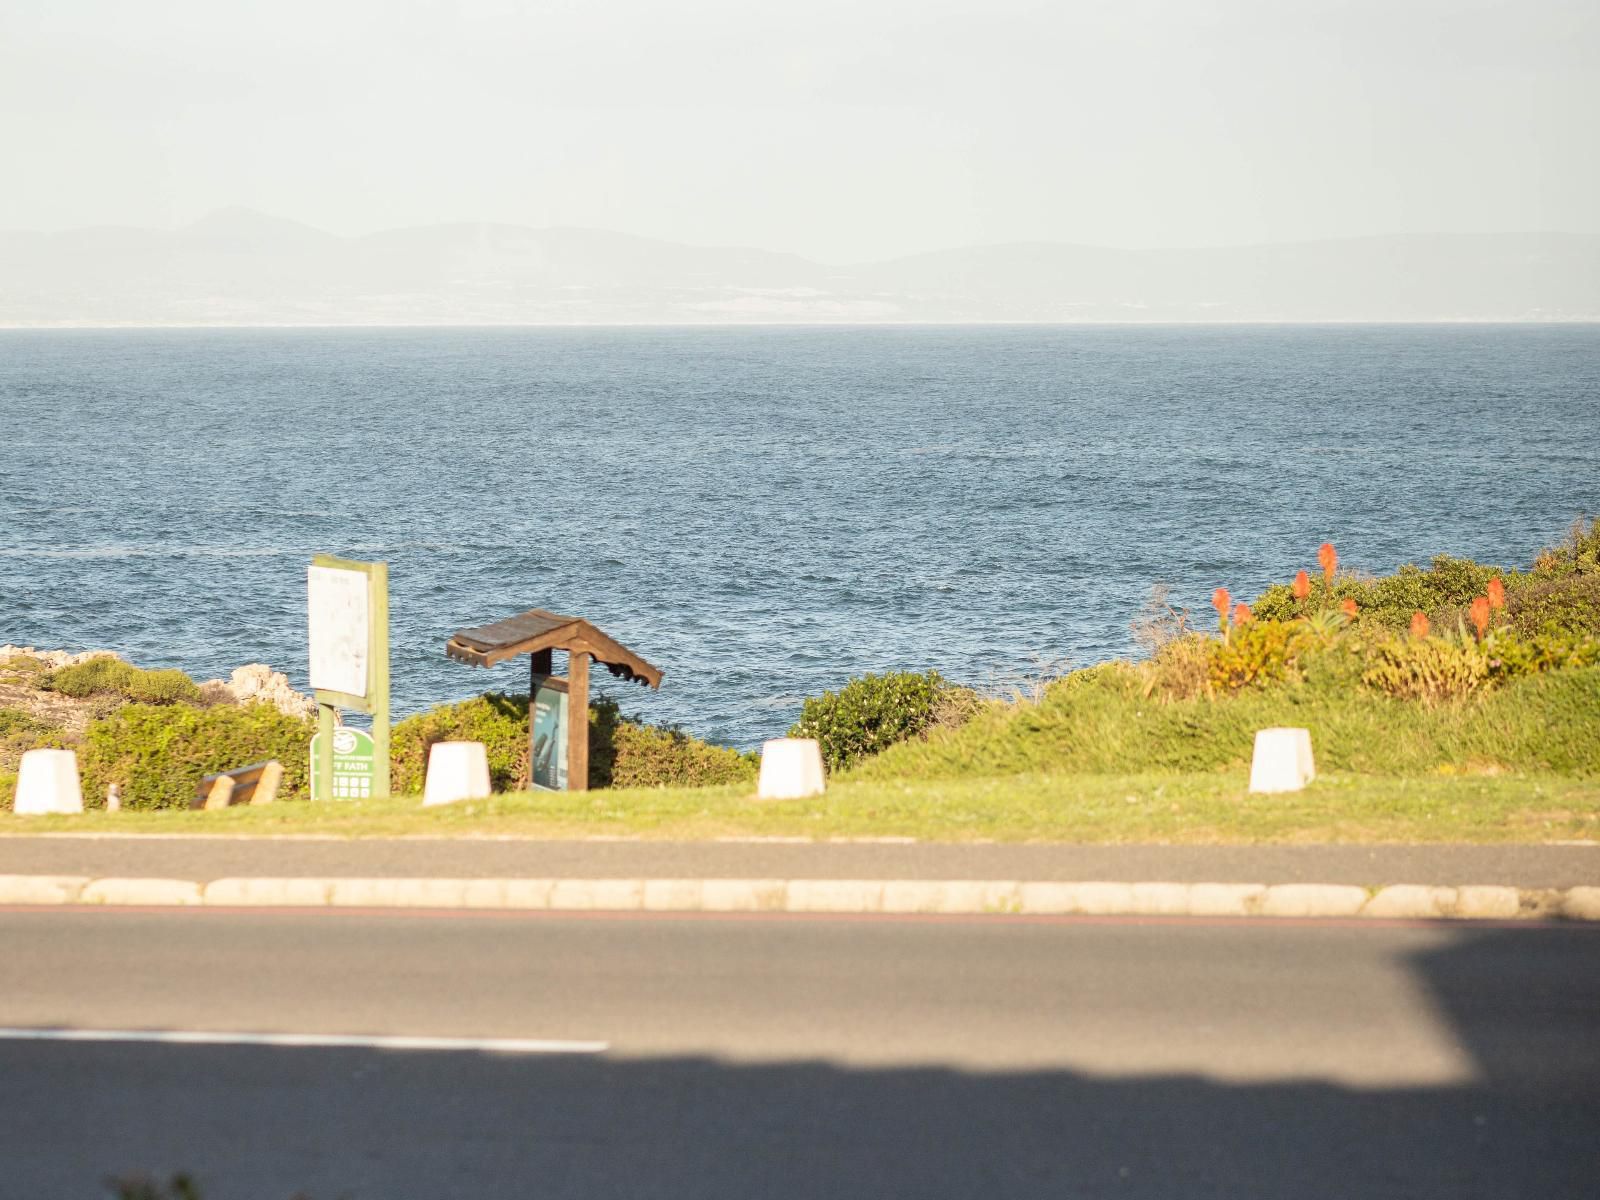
307, 555, 390, 801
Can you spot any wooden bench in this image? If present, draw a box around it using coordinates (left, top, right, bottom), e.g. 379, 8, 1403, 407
192, 760, 284, 810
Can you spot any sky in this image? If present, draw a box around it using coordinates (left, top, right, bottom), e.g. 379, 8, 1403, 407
2, 0, 1595, 261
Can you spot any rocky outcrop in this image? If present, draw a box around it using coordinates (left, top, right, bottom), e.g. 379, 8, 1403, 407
1, 647, 315, 722
201, 664, 317, 719
0, 646, 121, 670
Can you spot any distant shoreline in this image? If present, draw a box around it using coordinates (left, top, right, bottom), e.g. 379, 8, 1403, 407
3, 318, 1599, 332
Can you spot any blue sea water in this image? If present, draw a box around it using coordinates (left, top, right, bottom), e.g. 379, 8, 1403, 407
1, 324, 1597, 748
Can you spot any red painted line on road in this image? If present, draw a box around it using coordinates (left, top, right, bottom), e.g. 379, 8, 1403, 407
0, 904, 1576, 932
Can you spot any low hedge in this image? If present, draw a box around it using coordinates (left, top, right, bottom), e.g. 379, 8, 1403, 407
391, 692, 756, 793
44, 658, 201, 705
78, 702, 313, 811
789, 670, 965, 773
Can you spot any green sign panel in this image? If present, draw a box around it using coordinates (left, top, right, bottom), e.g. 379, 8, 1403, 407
531, 677, 568, 792
310, 725, 377, 801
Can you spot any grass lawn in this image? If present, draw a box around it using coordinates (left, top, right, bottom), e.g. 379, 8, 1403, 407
2, 771, 1596, 843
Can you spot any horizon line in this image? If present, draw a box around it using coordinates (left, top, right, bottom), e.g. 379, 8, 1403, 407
3, 208, 1597, 267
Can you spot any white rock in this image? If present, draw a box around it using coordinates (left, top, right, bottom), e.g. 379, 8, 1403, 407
758, 737, 826, 800
422, 741, 492, 806
1248, 727, 1316, 793
207, 664, 316, 718
12, 748, 84, 815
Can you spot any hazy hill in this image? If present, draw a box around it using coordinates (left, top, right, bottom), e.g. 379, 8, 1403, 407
1, 210, 1595, 325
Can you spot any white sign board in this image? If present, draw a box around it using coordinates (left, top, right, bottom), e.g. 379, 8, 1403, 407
308, 564, 370, 697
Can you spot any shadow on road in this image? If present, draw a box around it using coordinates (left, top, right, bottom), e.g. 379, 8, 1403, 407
6, 924, 1598, 1200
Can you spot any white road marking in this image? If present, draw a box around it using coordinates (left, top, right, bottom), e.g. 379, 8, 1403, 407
0, 1027, 607, 1054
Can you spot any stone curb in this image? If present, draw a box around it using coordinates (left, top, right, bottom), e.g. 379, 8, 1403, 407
0, 875, 1596, 919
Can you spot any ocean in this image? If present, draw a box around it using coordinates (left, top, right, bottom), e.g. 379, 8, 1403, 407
2, 324, 1597, 748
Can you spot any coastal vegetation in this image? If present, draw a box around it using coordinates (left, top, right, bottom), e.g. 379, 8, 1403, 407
1, 520, 1596, 841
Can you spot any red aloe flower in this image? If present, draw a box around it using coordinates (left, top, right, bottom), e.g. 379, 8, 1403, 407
1340, 596, 1358, 619
1409, 611, 1430, 639
1487, 577, 1506, 610
1212, 587, 1230, 617
1317, 542, 1338, 582
1470, 596, 1491, 640
1233, 602, 1253, 625
1291, 570, 1310, 601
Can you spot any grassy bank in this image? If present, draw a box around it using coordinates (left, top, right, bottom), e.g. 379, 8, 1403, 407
0, 771, 1594, 844
854, 664, 1600, 781
3, 525, 1597, 844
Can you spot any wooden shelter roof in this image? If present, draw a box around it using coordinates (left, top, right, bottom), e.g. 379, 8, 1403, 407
444, 608, 663, 688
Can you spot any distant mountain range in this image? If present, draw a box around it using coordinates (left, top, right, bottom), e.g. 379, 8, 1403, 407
2, 208, 1596, 325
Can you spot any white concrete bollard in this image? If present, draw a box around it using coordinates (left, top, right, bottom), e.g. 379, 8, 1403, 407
757, 738, 826, 800
13, 748, 85, 815
422, 741, 492, 807
1248, 727, 1316, 794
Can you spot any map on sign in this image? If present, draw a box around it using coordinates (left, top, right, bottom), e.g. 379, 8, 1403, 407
531, 677, 569, 791
307, 564, 369, 697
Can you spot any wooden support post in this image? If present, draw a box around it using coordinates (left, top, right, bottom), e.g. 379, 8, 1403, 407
567, 649, 589, 792
316, 702, 336, 803
253, 760, 283, 806
203, 775, 236, 811
369, 561, 391, 800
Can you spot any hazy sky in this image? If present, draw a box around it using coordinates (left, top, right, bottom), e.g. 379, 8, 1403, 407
2, 0, 1595, 261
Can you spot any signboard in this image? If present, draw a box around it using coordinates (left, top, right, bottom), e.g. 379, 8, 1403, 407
307, 554, 390, 801
309, 725, 377, 801
308, 564, 371, 698
531, 676, 569, 791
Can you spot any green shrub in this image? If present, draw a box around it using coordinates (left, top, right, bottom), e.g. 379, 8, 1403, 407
1251, 523, 1600, 638
1252, 555, 1504, 630
44, 657, 137, 697
605, 722, 758, 788
125, 668, 202, 705
1362, 635, 1492, 703
1505, 574, 1600, 637
1532, 516, 1600, 577
391, 692, 755, 793
79, 702, 313, 811
1207, 621, 1315, 691
789, 670, 952, 772
43, 658, 200, 705
392, 692, 532, 794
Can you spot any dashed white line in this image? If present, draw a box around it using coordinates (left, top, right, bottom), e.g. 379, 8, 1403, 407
0, 1027, 608, 1054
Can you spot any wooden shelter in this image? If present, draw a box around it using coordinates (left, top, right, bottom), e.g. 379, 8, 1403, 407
445, 609, 662, 792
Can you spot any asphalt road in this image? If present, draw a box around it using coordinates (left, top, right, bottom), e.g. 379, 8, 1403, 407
2, 909, 1597, 1199
3, 835, 1598, 885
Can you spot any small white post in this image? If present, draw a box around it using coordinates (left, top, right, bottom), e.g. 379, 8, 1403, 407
13, 749, 85, 815
106, 783, 121, 813
423, 741, 492, 806
1248, 727, 1316, 794
757, 738, 827, 800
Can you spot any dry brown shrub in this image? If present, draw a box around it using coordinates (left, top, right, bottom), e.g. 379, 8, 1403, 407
1138, 633, 1213, 702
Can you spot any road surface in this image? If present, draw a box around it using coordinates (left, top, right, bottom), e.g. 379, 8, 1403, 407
1, 907, 1596, 1199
